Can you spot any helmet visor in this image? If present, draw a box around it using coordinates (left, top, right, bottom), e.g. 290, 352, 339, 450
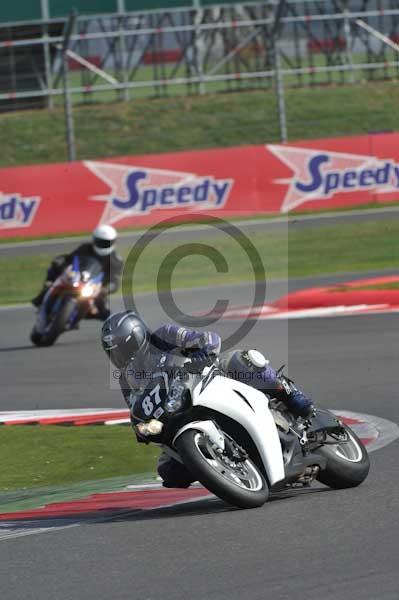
106, 345, 130, 369
93, 237, 113, 249
102, 330, 149, 370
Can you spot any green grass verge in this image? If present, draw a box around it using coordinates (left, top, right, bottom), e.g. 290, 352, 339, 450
0, 474, 159, 513
0, 426, 159, 491
1, 218, 399, 305
287, 219, 399, 277
1, 81, 398, 167
2, 201, 399, 245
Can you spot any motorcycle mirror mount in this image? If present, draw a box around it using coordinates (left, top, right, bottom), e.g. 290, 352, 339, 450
276, 364, 286, 378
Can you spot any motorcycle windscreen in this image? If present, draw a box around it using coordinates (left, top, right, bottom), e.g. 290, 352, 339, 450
75, 255, 104, 283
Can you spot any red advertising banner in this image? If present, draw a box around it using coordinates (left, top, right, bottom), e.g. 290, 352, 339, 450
1, 132, 399, 239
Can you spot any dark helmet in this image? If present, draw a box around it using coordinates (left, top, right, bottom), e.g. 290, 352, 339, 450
101, 311, 150, 369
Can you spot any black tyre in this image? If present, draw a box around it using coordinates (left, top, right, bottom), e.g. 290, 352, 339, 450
175, 429, 269, 509
30, 327, 44, 347
35, 299, 76, 346
317, 424, 370, 489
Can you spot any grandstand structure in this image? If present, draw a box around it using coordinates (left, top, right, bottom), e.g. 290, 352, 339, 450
1, 0, 399, 112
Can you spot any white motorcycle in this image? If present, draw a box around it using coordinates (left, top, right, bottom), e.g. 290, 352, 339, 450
132, 359, 370, 509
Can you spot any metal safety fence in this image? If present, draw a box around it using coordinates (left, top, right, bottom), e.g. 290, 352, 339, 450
1, 0, 399, 113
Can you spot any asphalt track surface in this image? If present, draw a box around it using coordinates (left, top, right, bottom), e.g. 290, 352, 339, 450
1, 272, 399, 600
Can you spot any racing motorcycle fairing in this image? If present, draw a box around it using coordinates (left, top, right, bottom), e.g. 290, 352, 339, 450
173, 420, 226, 451
130, 360, 370, 505
34, 254, 104, 335
307, 407, 342, 434
175, 370, 286, 486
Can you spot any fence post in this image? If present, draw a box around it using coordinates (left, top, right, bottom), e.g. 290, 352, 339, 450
61, 11, 77, 162
343, 10, 355, 83
193, 0, 205, 95
117, 0, 129, 101
274, 39, 287, 143
41, 0, 54, 109
271, 0, 287, 142
339, 0, 355, 84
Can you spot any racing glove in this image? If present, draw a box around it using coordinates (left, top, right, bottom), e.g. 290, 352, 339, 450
184, 348, 216, 373
189, 346, 215, 364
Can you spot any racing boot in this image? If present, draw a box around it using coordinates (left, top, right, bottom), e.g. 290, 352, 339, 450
283, 388, 315, 419
277, 375, 315, 419
157, 453, 195, 489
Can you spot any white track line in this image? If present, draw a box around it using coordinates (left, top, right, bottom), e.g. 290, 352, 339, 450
334, 410, 399, 452
219, 304, 399, 321
0, 522, 78, 542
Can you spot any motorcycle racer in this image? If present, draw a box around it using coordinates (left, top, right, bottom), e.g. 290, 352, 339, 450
101, 311, 315, 488
32, 225, 123, 320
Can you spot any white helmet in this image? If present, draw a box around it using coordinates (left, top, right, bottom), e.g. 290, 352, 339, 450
92, 224, 117, 256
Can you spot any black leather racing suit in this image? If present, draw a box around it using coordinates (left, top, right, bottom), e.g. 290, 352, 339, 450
38, 243, 123, 319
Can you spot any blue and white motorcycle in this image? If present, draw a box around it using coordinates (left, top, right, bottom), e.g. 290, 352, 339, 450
30, 255, 104, 347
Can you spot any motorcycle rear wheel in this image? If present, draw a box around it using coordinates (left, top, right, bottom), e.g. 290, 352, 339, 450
176, 429, 269, 509
317, 424, 370, 489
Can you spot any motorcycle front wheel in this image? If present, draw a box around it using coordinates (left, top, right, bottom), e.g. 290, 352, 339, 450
31, 298, 77, 347
175, 429, 269, 509
30, 327, 44, 347
317, 424, 370, 489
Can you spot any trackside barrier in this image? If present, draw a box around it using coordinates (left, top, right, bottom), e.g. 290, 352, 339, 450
1, 131, 399, 238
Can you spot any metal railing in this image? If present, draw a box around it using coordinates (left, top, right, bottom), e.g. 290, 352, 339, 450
1, 0, 399, 113
1, 0, 399, 153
